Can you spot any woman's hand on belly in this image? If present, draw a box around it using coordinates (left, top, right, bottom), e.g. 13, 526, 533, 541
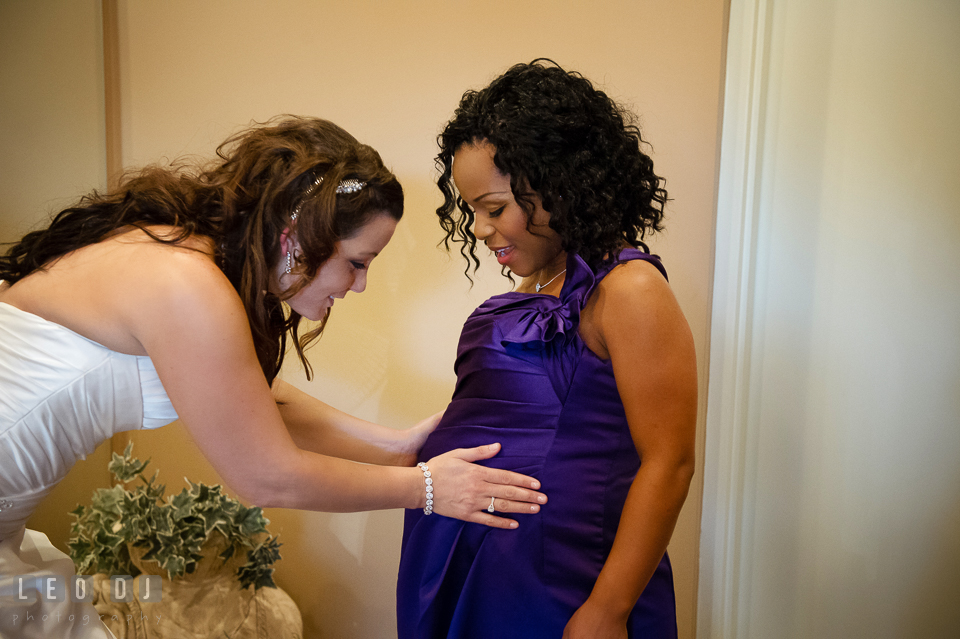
395, 409, 446, 466
426, 443, 547, 529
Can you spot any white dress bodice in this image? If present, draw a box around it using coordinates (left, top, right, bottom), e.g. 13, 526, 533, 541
0, 301, 178, 539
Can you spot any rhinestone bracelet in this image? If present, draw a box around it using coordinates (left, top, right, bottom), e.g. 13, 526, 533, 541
417, 462, 434, 515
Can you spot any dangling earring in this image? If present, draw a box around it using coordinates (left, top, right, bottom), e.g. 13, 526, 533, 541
285, 250, 293, 274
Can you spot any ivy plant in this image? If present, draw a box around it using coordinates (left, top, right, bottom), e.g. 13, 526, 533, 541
69, 443, 281, 590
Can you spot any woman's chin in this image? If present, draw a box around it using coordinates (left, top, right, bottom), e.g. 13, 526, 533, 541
296, 302, 332, 322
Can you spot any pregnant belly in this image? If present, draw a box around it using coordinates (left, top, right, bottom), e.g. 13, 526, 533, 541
420, 397, 560, 474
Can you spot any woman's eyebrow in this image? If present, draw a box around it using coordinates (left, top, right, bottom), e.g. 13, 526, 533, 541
473, 190, 510, 201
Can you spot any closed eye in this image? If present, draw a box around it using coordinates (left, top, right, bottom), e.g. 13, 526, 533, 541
488, 206, 506, 218
350, 261, 368, 270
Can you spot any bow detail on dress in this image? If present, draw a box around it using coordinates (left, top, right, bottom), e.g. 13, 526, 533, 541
469, 253, 596, 350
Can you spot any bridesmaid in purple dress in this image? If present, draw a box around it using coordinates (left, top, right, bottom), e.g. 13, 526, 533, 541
398, 60, 698, 638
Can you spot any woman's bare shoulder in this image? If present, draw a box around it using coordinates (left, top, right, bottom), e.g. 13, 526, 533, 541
112, 230, 244, 341
2, 227, 241, 354
580, 258, 678, 359
598, 257, 669, 295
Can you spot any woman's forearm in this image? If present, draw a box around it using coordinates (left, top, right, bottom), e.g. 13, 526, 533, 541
273, 379, 414, 465
247, 447, 425, 511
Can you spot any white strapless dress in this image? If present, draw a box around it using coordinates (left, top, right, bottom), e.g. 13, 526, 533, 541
0, 301, 178, 638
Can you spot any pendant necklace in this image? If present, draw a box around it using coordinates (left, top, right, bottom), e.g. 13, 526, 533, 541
535, 269, 567, 293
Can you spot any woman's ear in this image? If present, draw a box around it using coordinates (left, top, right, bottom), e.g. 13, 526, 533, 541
279, 227, 294, 254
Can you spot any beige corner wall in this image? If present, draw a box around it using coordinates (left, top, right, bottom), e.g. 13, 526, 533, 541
1, 0, 115, 546
0, 0, 107, 241
8, 1, 727, 637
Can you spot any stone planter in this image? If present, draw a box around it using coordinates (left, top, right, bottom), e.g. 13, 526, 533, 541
91, 533, 302, 639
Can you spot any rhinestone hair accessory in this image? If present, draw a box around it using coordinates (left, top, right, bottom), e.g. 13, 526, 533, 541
291, 174, 367, 221
336, 178, 365, 194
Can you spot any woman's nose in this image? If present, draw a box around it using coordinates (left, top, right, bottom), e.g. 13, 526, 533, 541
350, 269, 368, 294
472, 212, 493, 241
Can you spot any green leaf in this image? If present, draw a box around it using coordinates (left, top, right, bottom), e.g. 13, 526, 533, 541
219, 544, 236, 561
236, 506, 268, 537
200, 508, 228, 536
108, 444, 150, 483
92, 485, 126, 517
163, 555, 186, 578
170, 490, 195, 519
255, 570, 276, 590
68, 537, 92, 557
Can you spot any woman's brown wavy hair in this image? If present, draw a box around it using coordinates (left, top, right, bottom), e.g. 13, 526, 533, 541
0, 116, 404, 384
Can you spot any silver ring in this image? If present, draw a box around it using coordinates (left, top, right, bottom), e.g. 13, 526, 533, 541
487, 496, 496, 513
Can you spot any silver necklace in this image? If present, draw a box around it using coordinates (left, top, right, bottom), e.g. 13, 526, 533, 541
535, 269, 567, 293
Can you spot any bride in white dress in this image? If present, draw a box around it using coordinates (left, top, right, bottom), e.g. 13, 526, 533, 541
0, 116, 546, 638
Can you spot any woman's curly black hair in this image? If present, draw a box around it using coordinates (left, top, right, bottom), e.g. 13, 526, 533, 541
436, 59, 668, 274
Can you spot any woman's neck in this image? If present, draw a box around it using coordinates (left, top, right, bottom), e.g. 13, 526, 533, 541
519, 250, 568, 295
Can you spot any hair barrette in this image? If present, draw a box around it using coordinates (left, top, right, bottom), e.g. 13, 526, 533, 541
291, 175, 367, 221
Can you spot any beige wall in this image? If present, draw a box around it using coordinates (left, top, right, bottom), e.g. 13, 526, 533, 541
0, 0, 107, 241
700, 0, 960, 637
1, 0, 115, 545
8, 1, 727, 637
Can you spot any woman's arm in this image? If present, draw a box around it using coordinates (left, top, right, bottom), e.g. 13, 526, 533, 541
125, 247, 544, 526
272, 379, 442, 466
564, 260, 698, 638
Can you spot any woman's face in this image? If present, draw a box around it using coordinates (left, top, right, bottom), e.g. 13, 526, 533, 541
276, 212, 398, 321
452, 141, 564, 278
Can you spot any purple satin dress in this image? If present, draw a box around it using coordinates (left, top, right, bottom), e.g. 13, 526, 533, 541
397, 249, 678, 638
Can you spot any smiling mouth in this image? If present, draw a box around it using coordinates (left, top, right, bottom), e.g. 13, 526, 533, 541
491, 246, 514, 265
